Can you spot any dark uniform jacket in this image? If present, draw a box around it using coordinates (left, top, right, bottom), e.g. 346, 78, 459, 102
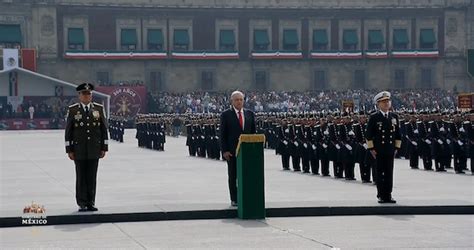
65, 102, 109, 160
366, 111, 402, 153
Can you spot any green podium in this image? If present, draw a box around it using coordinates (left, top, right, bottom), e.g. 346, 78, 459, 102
236, 134, 266, 219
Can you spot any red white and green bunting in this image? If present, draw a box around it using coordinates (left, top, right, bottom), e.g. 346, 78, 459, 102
64, 51, 168, 59
64, 49, 440, 60
391, 49, 439, 58
365, 51, 388, 59
251, 51, 303, 59
310, 51, 363, 59
171, 51, 239, 60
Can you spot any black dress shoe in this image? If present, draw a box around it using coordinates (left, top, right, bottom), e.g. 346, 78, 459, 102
377, 198, 386, 204
87, 205, 98, 211
387, 198, 397, 203
231, 201, 237, 207
362, 180, 372, 183
78, 206, 88, 212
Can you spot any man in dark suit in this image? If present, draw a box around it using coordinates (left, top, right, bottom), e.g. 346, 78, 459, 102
366, 91, 401, 204
220, 91, 256, 207
65, 83, 108, 212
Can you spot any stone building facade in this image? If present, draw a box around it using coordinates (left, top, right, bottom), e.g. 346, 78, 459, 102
0, 0, 473, 93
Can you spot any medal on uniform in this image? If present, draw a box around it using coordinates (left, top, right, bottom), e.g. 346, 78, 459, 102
75, 113, 82, 121
391, 118, 396, 125
80, 122, 84, 126
93, 110, 100, 119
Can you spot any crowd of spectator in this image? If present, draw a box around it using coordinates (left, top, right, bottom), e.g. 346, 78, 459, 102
0, 97, 74, 120
0, 88, 461, 120
147, 89, 459, 114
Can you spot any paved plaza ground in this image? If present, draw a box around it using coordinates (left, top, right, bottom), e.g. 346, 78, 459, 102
1, 215, 473, 249
0, 129, 473, 248
1, 129, 472, 216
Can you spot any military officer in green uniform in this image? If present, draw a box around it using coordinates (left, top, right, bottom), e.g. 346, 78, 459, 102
65, 83, 108, 212
366, 91, 401, 204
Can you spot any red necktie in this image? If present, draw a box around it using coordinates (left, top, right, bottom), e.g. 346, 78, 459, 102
238, 111, 243, 129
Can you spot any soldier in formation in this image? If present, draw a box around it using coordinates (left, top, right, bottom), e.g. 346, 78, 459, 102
109, 114, 125, 143
185, 113, 221, 160
135, 113, 166, 151
136, 107, 472, 176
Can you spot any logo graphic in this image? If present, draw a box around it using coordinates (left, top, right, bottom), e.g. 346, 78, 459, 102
22, 202, 47, 225
112, 88, 142, 120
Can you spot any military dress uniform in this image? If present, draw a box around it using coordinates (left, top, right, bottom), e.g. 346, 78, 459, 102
319, 124, 331, 176
65, 83, 108, 211
418, 120, 434, 170
450, 122, 467, 174
278, 124, 291, 170
328, 123, 344, 178
464, 120, 474, 174
301, 125, 312, 173
438, 123, 453, 170
405, 120, 420, 169
366, 91, 401, 203
186, 123, 197, 156
353, 121, 371, 182
289, 124, 302, 171
343, 125, 357, 180
309, 125, 320, 175
430, 121, 449, 172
